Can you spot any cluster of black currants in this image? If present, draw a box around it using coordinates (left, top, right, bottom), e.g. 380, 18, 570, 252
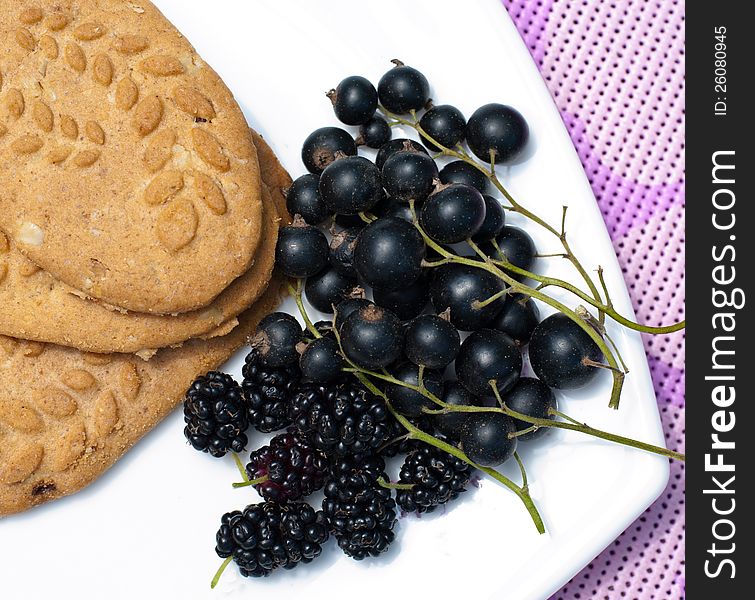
276, 60, 606, 464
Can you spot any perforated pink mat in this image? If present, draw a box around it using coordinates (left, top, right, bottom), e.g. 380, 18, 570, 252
501, 1, 686, 598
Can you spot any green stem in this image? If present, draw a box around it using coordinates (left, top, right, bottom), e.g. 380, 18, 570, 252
378, 477, 415, 491
232, 475, 269, 489
289, 280, 320, 338
232, 452, 249, 483
210, 556, 233, 589
490, 385, 685, 462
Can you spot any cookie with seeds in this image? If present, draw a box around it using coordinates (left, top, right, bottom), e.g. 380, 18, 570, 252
0, 132, 290, 356
0, 1, 263, 314
0, 275, 285, 517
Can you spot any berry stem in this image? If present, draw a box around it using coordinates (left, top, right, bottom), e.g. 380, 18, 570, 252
513, 452, 529, 489
490, 385, 686, 463
232, 452, 249, 483
210, 556, 233, 589
378, 477, 415, 491
232, 475, 269, 489
289, 280, 321, 338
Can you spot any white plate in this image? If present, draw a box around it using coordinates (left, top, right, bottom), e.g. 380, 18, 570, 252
0, 1, 669, 599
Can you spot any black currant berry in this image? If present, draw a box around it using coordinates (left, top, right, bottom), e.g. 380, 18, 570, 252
328, 75, 378, 126
372, 273, 430, 321
302, 127, 357, 174
460, 412, 517, 467
375, 138, 428, 170
502, 377, 557, 441
484, 226, 537, 276
374, 197, 418, 223
300, 336, 345, 384
305, 267, 359, 314
466, 103, 529, 164
353, 217, 426, 291
358, 116, 392, 148
420, 184, 486, 244
334, 297, 373, 332
455, 329, 522, 398
528, 313, 604, 389
438, 160, 489, 194
275, 218, 329, 279
404, 314, 460, 369
319, 155, 383, 216
418, 104, 467, 151
472, 195, 506, 243
385, 362, 443, 418
285, 174, 330, 226
491, 294, 540, 346
433, 381, 486, 440
340, 304, 404, 370
329, 226, 360, 278
377, 60, 430, 114
252, 313, 304, 367
381, 150, 439, 202
429, 263, 506, 331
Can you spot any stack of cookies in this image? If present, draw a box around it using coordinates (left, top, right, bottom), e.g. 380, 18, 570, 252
0, 1, 289, 516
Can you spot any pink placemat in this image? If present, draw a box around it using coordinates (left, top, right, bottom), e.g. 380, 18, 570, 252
501, 1, 686, 598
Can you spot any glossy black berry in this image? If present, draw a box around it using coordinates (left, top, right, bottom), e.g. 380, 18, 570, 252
472, 195, 506, 243
242, 348, 300, 433
353, 217, 426, 291
491, 294, 540, 346
430, 263, 506, 331
466, 103, 529, 164
299, 336, 344, 384
456, 329, 522, 398
183, 372, 248, 457
334, 297, 373, 332
484, 226, 537, 277
340, 304, 404, 370
529, 313, 604, 389
375, 138, 428, 170
323, 455, 397, 559
381, 150, 439, 202
246, 430, 329, 503
404, 314, 460, 369
418, 104, 467, 152
274, 218, 329, 278
319, 155, 383, 215
329, 226, 360, 278
377, 61, 430, 114
420, 184, 486, 244
215, 502, 329, 578
396, 443, 472, 514
290, 380, 394, 455
302, 126, 357, 174
385, 362, 443, 418
252, 313, 303, 367
372, 272, 430, 321
328, 75, 378, 125
460, 412, 517, 467
433, 380, 486, 440
438, 160, 489, 194
374, 196, 419, 223
304, 267, 358, 314
358, 115, 392, 148
285, 174, 330, 226
502, 377, 557, 441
